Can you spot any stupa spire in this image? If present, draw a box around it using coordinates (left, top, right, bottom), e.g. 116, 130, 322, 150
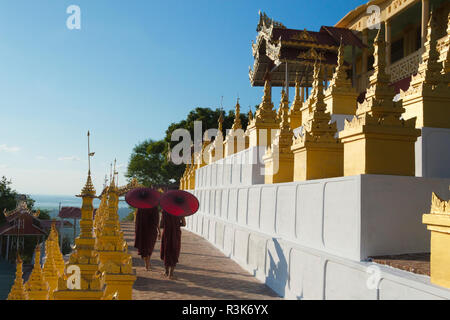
411, 11, 444, 88
303, 63, 336, 137
25, 245, 49, 300
7, 254, 29, 300
288, 73, 303, 129
329, 37, 351, 88
357, 28, 400, 119
248, 107, 253, 122
232, 97, 242, 130
291, 73, 303, 112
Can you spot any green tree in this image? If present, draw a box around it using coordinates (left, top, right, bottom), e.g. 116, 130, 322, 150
126, 139, 171, 186
0, 176, 18, 225
122, 209, 135, 222
36, 209, 52, 220
61, 236, 72, 255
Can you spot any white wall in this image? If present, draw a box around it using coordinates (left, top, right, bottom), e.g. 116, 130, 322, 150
186, 174, 450, 300
196, 147, 266, 189
415, 127, 450, 178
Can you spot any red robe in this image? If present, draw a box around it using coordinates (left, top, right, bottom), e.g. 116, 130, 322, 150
134, 207, 160, 258
160, 211, 182, 268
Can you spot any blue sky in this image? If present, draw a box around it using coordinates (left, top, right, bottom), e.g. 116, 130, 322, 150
0, 0, 366, 195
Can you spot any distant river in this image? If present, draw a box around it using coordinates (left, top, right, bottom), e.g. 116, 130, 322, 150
30, 194, 132, 221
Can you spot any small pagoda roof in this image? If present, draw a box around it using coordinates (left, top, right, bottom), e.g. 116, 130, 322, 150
249, 12, 365, 87
58, 207, 81, 219
58, 206, 98, 219
0, 214, 47, 236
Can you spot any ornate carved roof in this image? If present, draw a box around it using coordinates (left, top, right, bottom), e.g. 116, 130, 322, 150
3, 199, 40, 220
250, 13, 365, 87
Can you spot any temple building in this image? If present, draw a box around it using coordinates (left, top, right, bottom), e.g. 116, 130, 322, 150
249, 1, 450, 178
0, 198, 47, 262
184, 0, 450, 300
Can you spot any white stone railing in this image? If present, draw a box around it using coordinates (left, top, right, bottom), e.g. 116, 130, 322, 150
386, 48, 423, 83
356, 48, 425, 92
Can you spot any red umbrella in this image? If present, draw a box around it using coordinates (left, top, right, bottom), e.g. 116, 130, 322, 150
125, 187, 161, 209
159, 190, 199, 217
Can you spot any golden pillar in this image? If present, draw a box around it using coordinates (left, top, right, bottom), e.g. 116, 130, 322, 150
288, 74, 303, 130
42, 227, 60, 299
324, 39, 358, 115
339, 29, 420, 176
422, 191, 450, 288
96, 178, 136, 300
421, 0, 430, 47
224, 98, 246, 156
291, 62, 343, 181
50, 222, 65, 276
263, 89, 294, 183
208, 112, 225, 163
247, 77, 279, 148
401, 13, 450, 129
7, 254, 29, 300
53, 171, 105, 300
441, 13, 450, 82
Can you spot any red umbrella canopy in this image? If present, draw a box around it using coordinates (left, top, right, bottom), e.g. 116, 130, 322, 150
125, 187, 161, 209
159, 190, 199, 217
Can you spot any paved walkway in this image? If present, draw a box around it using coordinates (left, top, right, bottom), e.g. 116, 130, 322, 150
121, 222, 280, 300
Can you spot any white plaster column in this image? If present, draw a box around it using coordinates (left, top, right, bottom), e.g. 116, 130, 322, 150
362, 29, 368, 74
422, 0, 430, 47
385, 19, 392, 66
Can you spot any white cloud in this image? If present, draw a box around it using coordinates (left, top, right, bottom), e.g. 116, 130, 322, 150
0, 164, 8, 169
0, 144, 20, 153
117, 163, 126, 169
58, 156, 81, 161
36, 156, 46, 160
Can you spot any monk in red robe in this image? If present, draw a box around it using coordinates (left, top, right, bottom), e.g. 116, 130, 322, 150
134, 207, 161, 270
160, 211, 186, 279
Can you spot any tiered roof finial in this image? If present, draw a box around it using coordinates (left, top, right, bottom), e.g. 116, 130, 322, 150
81, 173, 96, 196
81, 131, 96, 197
